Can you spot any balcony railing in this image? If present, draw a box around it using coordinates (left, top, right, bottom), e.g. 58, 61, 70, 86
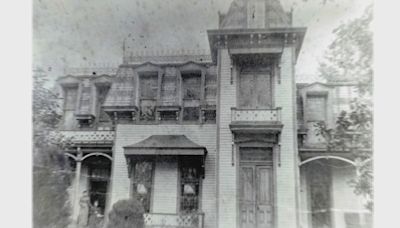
231, 107, 282, 122
143, 213, 204, 228
60, 130, 115, 144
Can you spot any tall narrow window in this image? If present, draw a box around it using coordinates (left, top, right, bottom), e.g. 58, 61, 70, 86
131, 159, 154, 213
160, 74, 177, 105
204, 74, 217, 103
306, 93, 328, 145
63, 86, 78, 129
182, 73, 201, 100
238, 72, 272, 109
96, 86, 110, 122
203, 74, 217, 123
140, 74, 158, 99
179, 157, 201, 213
306, 94, 327, 122
139, 73, 158, 121
182, 72, 201, 122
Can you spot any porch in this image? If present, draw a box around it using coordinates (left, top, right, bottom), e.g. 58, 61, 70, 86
299, 153, 372, 228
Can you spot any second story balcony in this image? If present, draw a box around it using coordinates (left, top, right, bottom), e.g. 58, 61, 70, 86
230, 107, 283, 134
231, 107, 281, 122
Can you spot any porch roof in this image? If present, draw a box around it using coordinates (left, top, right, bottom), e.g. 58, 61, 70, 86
123, 135, 207, 156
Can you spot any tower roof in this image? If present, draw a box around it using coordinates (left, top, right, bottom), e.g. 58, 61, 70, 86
219, 0, 291, 29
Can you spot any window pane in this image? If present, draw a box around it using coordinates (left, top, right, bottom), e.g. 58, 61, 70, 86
132, 160, 154, 213
307, 95, 327, 121
161, 75, 177, 105
203, 109, 216, 123
97, 86, 110, 122
140, 74, 158, 99
182, 73, 201, 100
140, 99, 156, 121
64, 87, 78, 110
205, 75, 217, 102
238, 74, 253, 108
254, 73, 272, 108
63, 110, 77, 130
159, 110, 178, 122
183, 107, 199, 122
180, 158, 201, 213
238, 73, 272, 109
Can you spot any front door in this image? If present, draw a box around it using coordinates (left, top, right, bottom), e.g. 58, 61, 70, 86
240, 164, 274, 228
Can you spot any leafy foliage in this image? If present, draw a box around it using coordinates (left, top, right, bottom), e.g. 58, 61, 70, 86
107, 198, 145, 228
33, 68, 72, 228
316, 5, 373, 210
319, 5, 373, 94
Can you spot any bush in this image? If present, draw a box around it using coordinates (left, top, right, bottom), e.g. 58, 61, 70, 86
33, 145, 71, 228
107, 198, 145, 228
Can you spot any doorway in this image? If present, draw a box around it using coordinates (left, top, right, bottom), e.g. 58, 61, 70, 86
239, 147, 274, 228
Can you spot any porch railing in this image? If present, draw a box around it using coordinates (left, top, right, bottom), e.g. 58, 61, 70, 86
231, 107, 281, 122
60, 130, 115, 144
143, 213, 204, 228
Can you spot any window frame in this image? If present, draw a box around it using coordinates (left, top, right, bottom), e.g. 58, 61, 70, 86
178, 157, 203, 213
129, 157, 156, 213
138, 72, 159, 123
236, 66, 274, 110
62, 84, 79, 129
95, 84, 111, 123
305, 93, 328, 122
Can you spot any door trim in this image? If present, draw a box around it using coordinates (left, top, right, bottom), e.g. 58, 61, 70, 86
236, 145, 276, 228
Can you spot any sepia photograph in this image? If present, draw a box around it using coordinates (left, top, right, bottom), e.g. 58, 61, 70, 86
31, 0, 374, 227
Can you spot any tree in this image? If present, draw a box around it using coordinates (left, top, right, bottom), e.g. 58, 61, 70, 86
33, 68, 72, 228
319, 5, 373, 93
316, 5, 373, 210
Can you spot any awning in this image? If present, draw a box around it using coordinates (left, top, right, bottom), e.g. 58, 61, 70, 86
123, 135, 207, 156
124, 135, 207, 178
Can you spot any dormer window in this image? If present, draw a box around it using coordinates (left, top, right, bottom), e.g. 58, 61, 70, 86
62, 86, 78, 129
305, 92, 328, 145
140, 73, 158, 99
96, 85, 111, 123
182, 71, 202, 123
139, 73, 158, 122
306, 93, 327, 122
75, 83, 95, 128
182, 72, 201, 100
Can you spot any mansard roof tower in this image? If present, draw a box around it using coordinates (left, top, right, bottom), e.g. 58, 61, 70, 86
219, 0, 291, 29
208, 0, 307, 228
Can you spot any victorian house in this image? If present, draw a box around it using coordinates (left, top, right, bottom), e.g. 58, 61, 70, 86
57, 0, 372, 228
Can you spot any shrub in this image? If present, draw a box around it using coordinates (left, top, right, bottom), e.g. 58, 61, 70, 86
107, 198, 145, 228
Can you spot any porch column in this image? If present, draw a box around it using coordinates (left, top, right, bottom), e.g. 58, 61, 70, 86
73, 147, 83, 223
